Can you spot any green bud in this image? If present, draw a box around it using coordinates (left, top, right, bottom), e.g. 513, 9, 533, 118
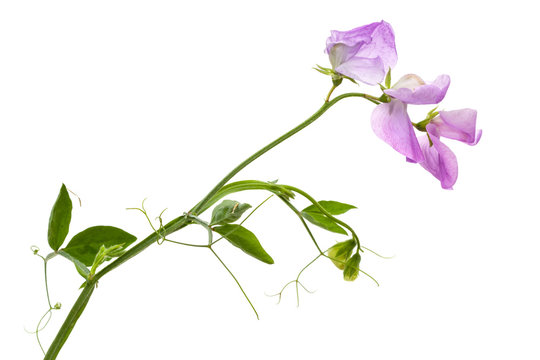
53, 302, 62, 310
327, 239, 356, 270
331, 75, 343, 88
384, 68, 392, 89
343, 253, 361, 281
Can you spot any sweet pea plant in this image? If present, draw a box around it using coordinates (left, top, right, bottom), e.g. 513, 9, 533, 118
30, 21, 480, 359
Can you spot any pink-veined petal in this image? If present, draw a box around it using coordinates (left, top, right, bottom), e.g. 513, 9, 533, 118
371, 100, 424, 162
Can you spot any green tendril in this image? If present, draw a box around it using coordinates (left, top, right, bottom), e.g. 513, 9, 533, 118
127, 198, 169, 244
269, 253, 321, 306
360, 245, 394, 259
209, 247, 259, 319
30, 249, 61, 355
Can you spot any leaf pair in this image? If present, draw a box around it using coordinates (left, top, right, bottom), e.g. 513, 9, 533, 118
47, 184, 136, 277
210, 199, 273, 264
301, 200, 356, 235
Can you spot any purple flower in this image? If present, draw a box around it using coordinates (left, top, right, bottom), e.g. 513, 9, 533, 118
370, 73, 449, 163
371, 71, 480, 188
411, 109, 482, 189
326, 21, 397, 85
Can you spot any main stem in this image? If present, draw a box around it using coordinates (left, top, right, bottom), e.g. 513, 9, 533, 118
43, 91, 375, 360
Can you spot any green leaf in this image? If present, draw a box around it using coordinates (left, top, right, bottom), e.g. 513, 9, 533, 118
47, 184, 73, 251
62, 226, 137, 266
58, 250, 90, 279
301, 212, 347, 235
301, 200, 356, 235
213, 224, 274, 264
302, 200, 356, 215
210, 200, 252, 226
343, 253, 361, 281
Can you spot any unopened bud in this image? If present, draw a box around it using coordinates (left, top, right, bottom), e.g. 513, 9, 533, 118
327, 239, 356, 270
343, 253, 361, 282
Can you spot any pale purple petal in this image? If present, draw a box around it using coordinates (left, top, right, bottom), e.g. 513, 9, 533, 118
416, 125, 458, 189
354, 20, 397, 71
326, 21, 382, 52
335, 56, 385, 85
326, 21, 397, 82
431, 109, 482, 145
385, 74, 450, 105
371, 100, 424, 162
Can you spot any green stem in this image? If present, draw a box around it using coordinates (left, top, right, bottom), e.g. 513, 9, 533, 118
325, 84, 338, 102
43, 91, 376, 359
44, 281, 96, 359
278, 196, 324, 254
186, 92, 377, 218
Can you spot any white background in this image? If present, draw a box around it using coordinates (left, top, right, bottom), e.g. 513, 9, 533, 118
1, 1, 539, 359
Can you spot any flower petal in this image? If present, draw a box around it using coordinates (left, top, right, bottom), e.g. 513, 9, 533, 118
431, 109, 482, 145
371, 100, 424, 162
326, 21, 397, 78
385, 74, 450, 105
335, 56, 385, 85
392, 74, 425, 90
417, 126, 458, 189
326, 21, 384, 51
354, 20, 397, 71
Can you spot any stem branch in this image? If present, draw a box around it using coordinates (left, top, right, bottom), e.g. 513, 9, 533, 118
44, 91, 377, 359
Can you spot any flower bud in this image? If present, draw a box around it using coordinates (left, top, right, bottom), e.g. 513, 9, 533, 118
343, 253, 361, 281
327, 239, 356, 270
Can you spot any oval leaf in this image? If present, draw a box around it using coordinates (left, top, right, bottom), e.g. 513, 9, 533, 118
213, 224, 274, 264
47, 184, 73, 251
302, 200, 356, 215
301, 211, 347, 235
210, 200, 252, 226
63, 226, 137, 266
